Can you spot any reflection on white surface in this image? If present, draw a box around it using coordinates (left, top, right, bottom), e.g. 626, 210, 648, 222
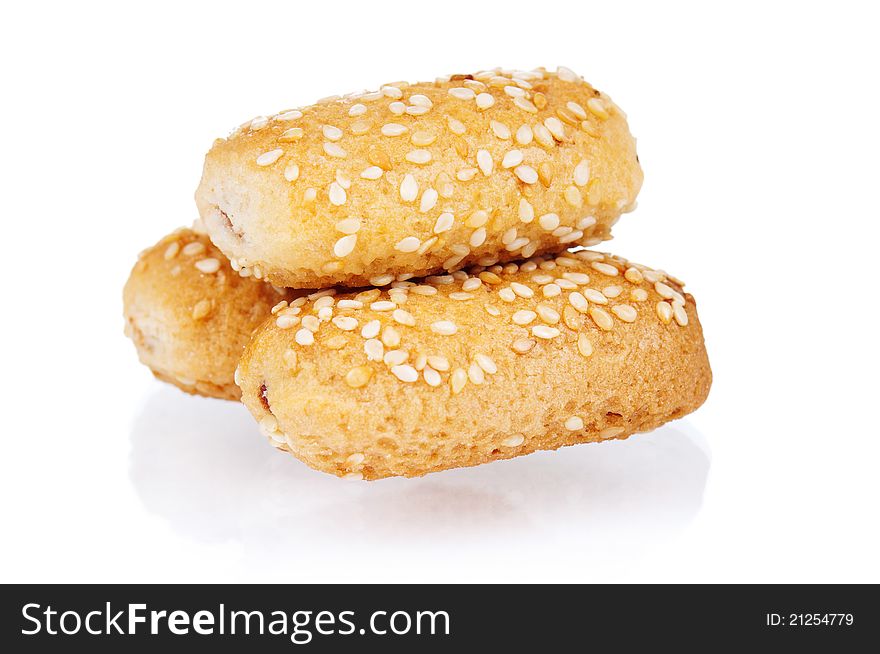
129, 388, 711, 582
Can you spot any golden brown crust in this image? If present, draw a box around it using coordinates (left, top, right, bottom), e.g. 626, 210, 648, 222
195, 66, 642, 288
237, 249, 711, 479
123, 228, 293, 401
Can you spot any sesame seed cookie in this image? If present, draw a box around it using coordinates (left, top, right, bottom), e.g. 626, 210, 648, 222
236, 249, 711, 479
195, 66, 643, 289
123, 228, 295, 400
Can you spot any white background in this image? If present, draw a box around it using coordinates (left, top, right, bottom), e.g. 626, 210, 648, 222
1, 1, 877, 583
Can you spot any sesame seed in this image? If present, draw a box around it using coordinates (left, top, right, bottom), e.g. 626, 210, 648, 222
562, 272, 590, 285
333, 234, 357, 258
448, 87, 475, 100
643, 270, 665, 284
423, 367, 442, 387
399, 174, 418, 202
476, 92, 495, 109
532, 325, 560, 340
384, 349, 409, 366
654, 282, 678, 300
457, 167, 478, 181
600, 426, 626, 440
587, 97, 610, 120
564, 186, 582, 207
603, 285, 622, 298
406, 149, 432, 165
360, 166, 383, 180
574, 159, 591, 187
451, 368, 467, 394
538, 213, 560, 230
276, 109, 303, 121
256, 148, 283, 166
332, 316, 358, 331
510, 282, 534, 298
337, 299, 363, 309
447, 116, 466, 134
655, 301, 673, 324
536, 304, 560, 324
515, 165, 538, 184
468, 362, 485, 385
504, 85, 526, 97
462, 277, 482, 292
301, 315, 320, 332
511, 338, 536, 354
556, 65, 579, 82
502, 150, 524, 169
502, 434, 525, 447
499, 287, 516, 302
381, 123, 407, 137
391, 365, 418, 382
533, 124, 554, 148
583, 288, 607, 304
568, 292, 589, 313
469, 227, 487, 247
427, 274, 454, 285
329, 181, 347, 206
490, 120, 511, 139
515, 124, 533, 144
275, 313, 299, 329
361, 318, 382, 338
395, 236, 421, 253
543, 283, 562, 298
343, 472, 363, 481
479, 271, 503, 285
590, 307, 613, 331
323, 142, 347, 158
577, 333, 593, 357
431, 320, 458, 335
512, 310, 537, 325
389, 101, 406, 115
295, 328, 314, 345
333, 218, 361, 236
477, 149, 493, 176
407, 105, 427, 117
631, 288, 649, 302
381, 85, 403, 99
501, 227, 518, 245
612, 304, 638, 322
349, 103, 367, 117
565, 416, 584, 431
392, 309, 415, 326
163, 241, 180, 260
381, 325, 401, 347
370, 301, 396, 312
192, 299, 212, 321
513, 96, 538, 113
350, 120, 371, 136
195, 258, 220, 273
427, 355, 450, 372
279, 127, 303, 142
322, 125, 343, 141
673, 303, 689, 326
364, 338, 384, 361
283, 162, 300, 182
591, 261, 619, 276
409, 93, 432, 108
544, 117, 565, 140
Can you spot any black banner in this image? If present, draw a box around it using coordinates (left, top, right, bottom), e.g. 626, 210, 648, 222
1, 585, 875, 651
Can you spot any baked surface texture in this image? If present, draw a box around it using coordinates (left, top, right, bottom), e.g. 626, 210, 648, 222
123, 228, 292, 400
195, 66, 643, 288
237, 249, 711, 479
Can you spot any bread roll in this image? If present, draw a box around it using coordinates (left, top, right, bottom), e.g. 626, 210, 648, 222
236, 249, 710, 479
123, 228, 294, 400
196, 66, 642, 288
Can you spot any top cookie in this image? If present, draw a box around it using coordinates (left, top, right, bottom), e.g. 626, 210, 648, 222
195, 66, 643, 288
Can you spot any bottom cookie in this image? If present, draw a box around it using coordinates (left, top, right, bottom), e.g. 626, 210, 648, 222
123, 228, 295, 400
237, 249, 711, 479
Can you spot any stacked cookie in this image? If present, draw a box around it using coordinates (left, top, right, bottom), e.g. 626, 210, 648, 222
124, 66, 711, 480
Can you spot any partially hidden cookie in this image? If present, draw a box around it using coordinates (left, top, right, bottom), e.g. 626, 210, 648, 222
237, 249, 710, 479
123, 228, 295, 400
196, 65, 643, 288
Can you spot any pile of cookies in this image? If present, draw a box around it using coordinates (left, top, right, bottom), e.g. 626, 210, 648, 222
124, 66, 711, 480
